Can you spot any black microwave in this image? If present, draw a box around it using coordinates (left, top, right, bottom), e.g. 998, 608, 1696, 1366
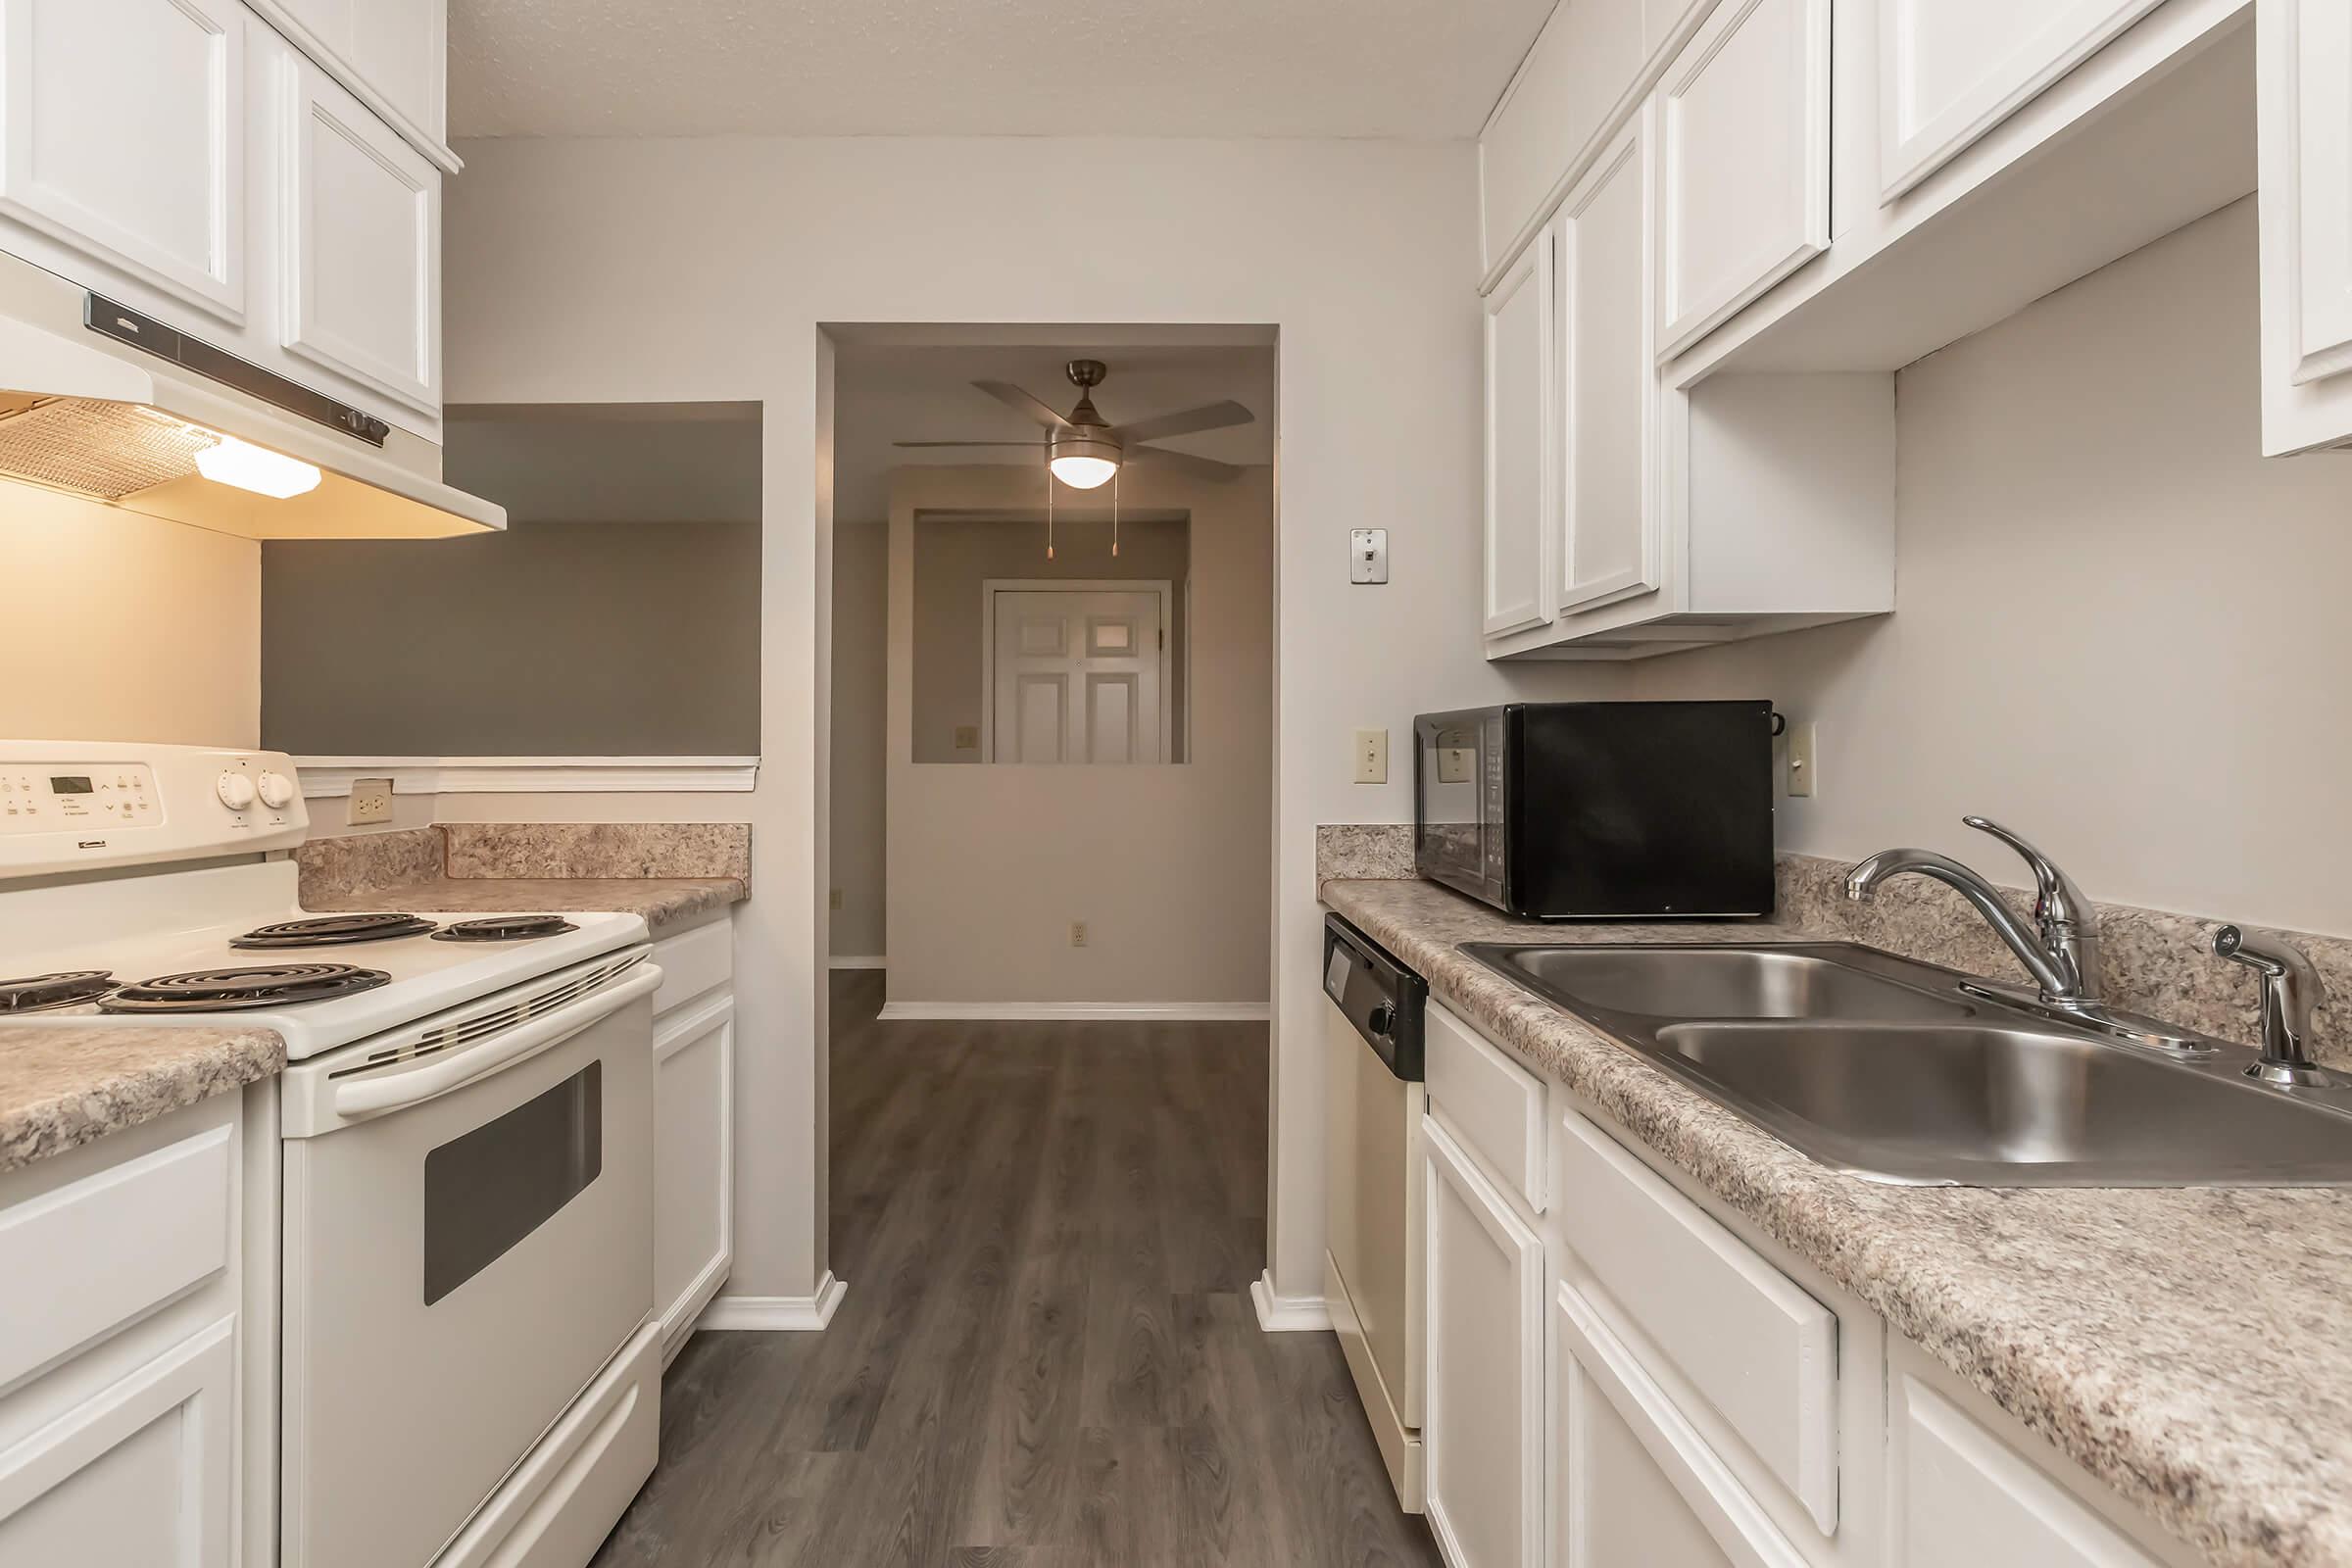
1413, 702, 1775, 919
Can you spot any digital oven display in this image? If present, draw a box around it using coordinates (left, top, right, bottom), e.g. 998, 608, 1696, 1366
48, 776, 94, 795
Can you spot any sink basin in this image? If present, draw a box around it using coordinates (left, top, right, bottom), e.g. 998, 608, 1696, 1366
1461, 941, 2352, 1186
1476, 944, 1972, 1022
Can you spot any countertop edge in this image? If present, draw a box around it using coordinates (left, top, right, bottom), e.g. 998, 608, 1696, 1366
0, 1026, 286, 1176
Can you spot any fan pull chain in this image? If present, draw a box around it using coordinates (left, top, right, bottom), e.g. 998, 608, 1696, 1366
1046, 463, 1055, 562
1112, 465, 1121, 559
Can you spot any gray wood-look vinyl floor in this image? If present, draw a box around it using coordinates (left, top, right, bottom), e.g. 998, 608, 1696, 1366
589, 970, 1440, 1567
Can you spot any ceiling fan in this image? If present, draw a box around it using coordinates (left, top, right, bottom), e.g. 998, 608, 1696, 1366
894, 359, 1254, 486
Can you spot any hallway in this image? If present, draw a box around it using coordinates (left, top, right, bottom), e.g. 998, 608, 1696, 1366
590, 971, 1439, 1566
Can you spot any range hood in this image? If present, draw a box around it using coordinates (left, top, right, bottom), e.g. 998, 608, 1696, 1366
0, 255, 502, 540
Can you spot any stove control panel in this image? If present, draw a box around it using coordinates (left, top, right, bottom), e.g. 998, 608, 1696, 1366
2, 765, 161, 832
0, 743, 308, 878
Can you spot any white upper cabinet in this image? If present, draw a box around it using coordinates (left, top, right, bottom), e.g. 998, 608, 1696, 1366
1877, 0, 2171, 201
2259, 0, 2352, 455
281, 54, 440, 415
1484, 232, 1554, 637
0, 0, 247, 324
266, 0, 446, 144
1481, 0, 1646, 276
1552, 114, 1659, 617
1655, 0, 1832, 358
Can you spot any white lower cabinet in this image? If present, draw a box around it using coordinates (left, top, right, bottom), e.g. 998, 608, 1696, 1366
0, 1094, 255, 1568
1410, 998, 2201, 1568
1886, 1341, 2169, 1568
1552, 1285, 1772, 1568
651, 914, 737, 1363
1422, 1114, 1544, 1568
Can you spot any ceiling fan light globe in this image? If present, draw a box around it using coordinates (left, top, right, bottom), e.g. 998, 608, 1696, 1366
1049, 454, 1118, 490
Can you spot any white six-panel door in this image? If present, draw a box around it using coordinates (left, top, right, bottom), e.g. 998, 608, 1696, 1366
0, 0, 247, 323
986, 586, 1167, 764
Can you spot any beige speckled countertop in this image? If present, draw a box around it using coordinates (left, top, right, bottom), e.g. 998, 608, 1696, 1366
0, 1024, 284, 1174
1324, 876, 2352, 1568
309, 874, 744, 934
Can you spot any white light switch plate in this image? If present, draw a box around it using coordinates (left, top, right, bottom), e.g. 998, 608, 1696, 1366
1353, 728, 1389, 784
1349, 529, 1388, 584
1786, 721, 1817, 798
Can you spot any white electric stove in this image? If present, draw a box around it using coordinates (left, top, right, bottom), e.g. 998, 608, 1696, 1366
0, 741, 665, 1568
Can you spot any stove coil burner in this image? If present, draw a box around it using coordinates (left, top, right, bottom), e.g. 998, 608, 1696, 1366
0, 971, 117, 1014
231, 912, 439, 949
430, 914, 580, 943
100, 963, 392, 1012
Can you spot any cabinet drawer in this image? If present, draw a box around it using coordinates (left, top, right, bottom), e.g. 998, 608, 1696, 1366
0, 1122, 233, 1396
651, 915, 733, 1015
1555, 1109, 1837, 1533
1426, 1002, 1545, 1213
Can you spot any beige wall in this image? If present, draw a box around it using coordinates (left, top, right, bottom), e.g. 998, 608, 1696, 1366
0, 486, 258, 746
829, 521, 888, 958
442, 133, 1619, 1306
887, 466, 1267, 1006
1638, 198, 2352, 936
910, 513, 1190, 763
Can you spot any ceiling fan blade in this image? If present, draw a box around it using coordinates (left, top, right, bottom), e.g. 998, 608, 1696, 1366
1126, 444, 1245, 482
971, 380, 1073, 429
892, 440, 1046, 448
1109, 399, 1255, 445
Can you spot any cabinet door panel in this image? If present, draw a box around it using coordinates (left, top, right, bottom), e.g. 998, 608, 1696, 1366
1483, 231, 1553, 637
2260, 0, 2352, 454
1555, 112, 1660, 617
281, 56, 439, 414
655, 997, 734, 1363
1879, 0, 2168, 200
0, 1319, 236, 1568
1889, 1367, 2160, 1567
1656, 0, 1831, 357
1422, 1117, 1542, 1568
1553, 1284, 1809, 1568
0, 0, 245, 320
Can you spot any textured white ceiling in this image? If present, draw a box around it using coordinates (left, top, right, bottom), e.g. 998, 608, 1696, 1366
448, 0, 1554, 140
832, 339, 1275, 523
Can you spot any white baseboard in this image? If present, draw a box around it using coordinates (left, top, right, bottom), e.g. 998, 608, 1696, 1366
695, 1272, 847, 1331
828, 956, 888, 970
877, 1000, 1270, 1022
1251, 1272, 1331, 1333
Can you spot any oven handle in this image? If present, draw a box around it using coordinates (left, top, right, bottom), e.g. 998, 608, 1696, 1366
329, 963, 663, 1120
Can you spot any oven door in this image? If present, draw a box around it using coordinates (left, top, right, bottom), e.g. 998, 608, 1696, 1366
278, 953, 661, 1568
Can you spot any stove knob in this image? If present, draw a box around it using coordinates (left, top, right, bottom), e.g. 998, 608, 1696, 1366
256, 770, 296, 809
216, 772, 258, 811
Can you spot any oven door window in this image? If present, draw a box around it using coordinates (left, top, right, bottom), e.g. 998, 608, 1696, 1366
421, 1060, 603, 1305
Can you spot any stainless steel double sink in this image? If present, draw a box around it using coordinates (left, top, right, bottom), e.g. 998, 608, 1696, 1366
1463, 942, 2352, 1187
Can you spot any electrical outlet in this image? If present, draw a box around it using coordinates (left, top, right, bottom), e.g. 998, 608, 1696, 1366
954, 725, 980, 751
1353, 728, 1389, 785
346, 778, 393, 825
1786, 721, 1818, 798
1069, 920, 1089, 948
829, 887, 845, 911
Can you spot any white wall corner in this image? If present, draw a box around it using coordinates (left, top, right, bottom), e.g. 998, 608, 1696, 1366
694, 1273, 848, 1332
1251, 1271, 1331, 1333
